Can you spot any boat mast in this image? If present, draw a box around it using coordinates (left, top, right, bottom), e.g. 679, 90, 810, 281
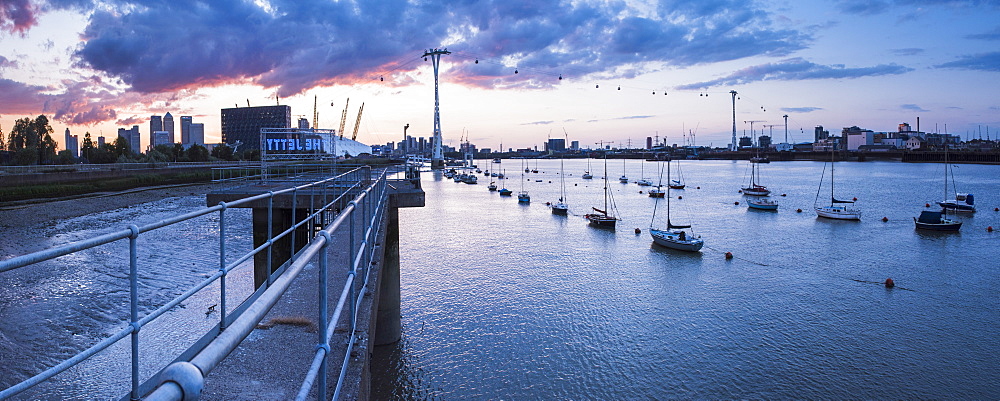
604, 154, 609, 213
666, 157, 672, 225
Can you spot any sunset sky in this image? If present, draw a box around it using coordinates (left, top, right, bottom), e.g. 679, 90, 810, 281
1, 0, 999, 152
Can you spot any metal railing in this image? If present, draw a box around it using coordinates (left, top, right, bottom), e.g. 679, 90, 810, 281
0, 161, 259, 175
0, 165, 389, 400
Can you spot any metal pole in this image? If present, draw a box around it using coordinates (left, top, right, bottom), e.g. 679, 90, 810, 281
128, 224, 140, 400
219, 204, 228, 330
291, 187, 298, 261
318, 231, 331, 400
266, 193, 274, 287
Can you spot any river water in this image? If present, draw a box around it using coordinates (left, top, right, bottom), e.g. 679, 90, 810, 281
372, 159, 1000, 399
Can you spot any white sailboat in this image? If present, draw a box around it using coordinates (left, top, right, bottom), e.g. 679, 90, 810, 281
650, 160, 704, 251
582, 157, 593, 179
518, 159, 530, 203
619, 157, 628, 183
552, 131, 570, 215
668, 158, 686, 189
814, 149, 860, 220
741, 157, 770, 196
936, 146, 976, 213
636, 160, 653, 186
586, 154, 619, 228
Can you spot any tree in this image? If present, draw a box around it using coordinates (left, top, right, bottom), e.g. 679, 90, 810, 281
211, 143, 235, 161
6, 115, 57, 164
0, 122, 5, 151
56, 149, 75, 165
186, 144, 209, 162
111, 136, 132, 160
81, 132, 95, 161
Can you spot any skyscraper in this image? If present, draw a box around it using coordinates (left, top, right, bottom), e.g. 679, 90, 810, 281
64, 128, 79, 158
163, 112, 175, 144
190, 123, 205, 145
220, 105, 291, 150
150, 115, 163, 148
180, 115, 193, 145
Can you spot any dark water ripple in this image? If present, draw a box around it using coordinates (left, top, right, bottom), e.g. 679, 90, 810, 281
373, 160, 1000, 400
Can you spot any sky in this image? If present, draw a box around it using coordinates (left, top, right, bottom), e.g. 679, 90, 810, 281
1, 0, 999, 152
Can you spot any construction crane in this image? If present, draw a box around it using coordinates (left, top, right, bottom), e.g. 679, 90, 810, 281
338, 98, 350, 138
312, 95, 318, 129
351, 103, 365, 141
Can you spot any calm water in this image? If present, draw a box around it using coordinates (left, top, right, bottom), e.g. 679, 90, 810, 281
373, 159, 1000, 399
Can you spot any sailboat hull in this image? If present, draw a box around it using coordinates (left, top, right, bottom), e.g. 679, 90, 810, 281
914, 219, 962, 231
551, 203, 568, 215
586, 214, 617, 228
650, 229, 704, 252
741, 187, 770, 196
815, 206, 861, 220
747, 199, 778, 210
936, 201, 975, 213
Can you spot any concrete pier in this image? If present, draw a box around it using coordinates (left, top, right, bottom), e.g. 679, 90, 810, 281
199, 174, 423, 398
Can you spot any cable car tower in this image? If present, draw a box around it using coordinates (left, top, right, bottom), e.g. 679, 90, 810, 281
424, 48, 451, 169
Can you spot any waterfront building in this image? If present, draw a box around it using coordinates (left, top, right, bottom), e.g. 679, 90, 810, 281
153, 131, 172, 147
758, 135, 771, 148
297, 118, 310, 129
814, 125, 830, 142
844, 126, 875, 151
547, 138, 566, 152
118, 125, 142, 154
97, 136, 105, 147
190, 123, 205, 146
906, 136, 925, 150
163, 112, 175, 143
150, 115, 162, 148
571, 140, 580, 150
64, 128, 79, 158
220, 105, 291, 150
738, 136, 753, 148
180, 116, 192, 144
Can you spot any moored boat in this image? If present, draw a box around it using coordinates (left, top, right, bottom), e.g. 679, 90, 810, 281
914, 211, 962, 231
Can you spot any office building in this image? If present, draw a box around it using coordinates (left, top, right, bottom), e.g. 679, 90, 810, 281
220, 105, 291, 149
150, 115, 162, 148
547, 138, 566, 152
118, 125, 142, 154
163, 112, 175, 143
180, 115, 192, 144
153, 131, 172, 147
190, 123, 205, 146
64, 128, 79, 158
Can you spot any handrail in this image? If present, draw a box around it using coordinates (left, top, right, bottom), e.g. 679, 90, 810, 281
1, 165, 388, 400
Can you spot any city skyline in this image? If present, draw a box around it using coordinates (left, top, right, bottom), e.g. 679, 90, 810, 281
1, 0, 999, 152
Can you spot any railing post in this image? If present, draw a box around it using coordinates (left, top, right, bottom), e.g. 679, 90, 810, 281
266, 192, 274, 287
291, 187, 298, 261
218, 203, 228, 330
348, 201, 357, 333
317, 231, 332, 401
128, 224, 140, 401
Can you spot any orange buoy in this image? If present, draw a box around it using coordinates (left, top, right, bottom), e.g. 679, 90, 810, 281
725, 251, 733, 260
988, 226, 994, 232
738, 190, 743, 193
853, 197, 858, 201
639, 190, 643, 194
884, 278, 895, 288
697, 186, 701, 189
734, 201, 740, 205
574, 183, 578, 186
545, 202, 551, 205
925, 203, 930, 207
995, 207, 999, 211
548, 181, 552, 183
882, 217, 888, 222
796, 208, 802, 213
635, 228, 641, 234
678, 195, 683, 199
781, 194, 787, 197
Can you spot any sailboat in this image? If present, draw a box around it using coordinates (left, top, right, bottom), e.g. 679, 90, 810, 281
499, 168, 512, 196
936, 147, 976, 213
585, 154, 619, 228
814, 149, 860, 220
582, 157, 594, 179
636, 160, 653, 186
518, 159, 530, 203
741, 157, 770, 196
619, 157, 629, 183
668, 158, 686, 189
916, 146, 962, 230
650, 160, 704, 251
551, 131, 570, 215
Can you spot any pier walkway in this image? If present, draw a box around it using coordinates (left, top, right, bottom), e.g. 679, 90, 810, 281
0, 164, 424, 400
